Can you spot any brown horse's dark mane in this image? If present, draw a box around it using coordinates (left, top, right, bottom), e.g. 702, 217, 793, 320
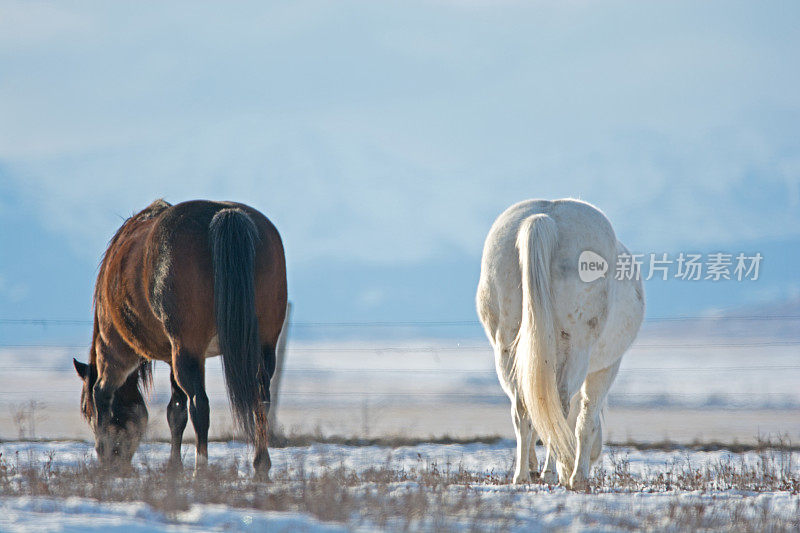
93, 199, 172, 304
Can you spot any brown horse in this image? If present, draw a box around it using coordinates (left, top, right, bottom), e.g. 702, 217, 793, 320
73, 199, 287, 476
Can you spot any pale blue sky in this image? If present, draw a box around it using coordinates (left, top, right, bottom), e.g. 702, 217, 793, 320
1, 0, 799, 339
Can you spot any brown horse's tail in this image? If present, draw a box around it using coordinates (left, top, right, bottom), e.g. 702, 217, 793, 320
209, 208, 261, 441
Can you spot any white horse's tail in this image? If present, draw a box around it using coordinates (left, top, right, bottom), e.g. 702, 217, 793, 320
514, 214, 575, 466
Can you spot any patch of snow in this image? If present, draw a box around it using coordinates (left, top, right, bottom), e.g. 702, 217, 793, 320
0, 496, 348, 533
1, 440, 799, 531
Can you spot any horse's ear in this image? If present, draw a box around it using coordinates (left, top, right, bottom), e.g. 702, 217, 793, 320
73, 358, 89, 379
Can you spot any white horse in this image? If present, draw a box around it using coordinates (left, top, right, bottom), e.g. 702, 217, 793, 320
476, 198, 644, 489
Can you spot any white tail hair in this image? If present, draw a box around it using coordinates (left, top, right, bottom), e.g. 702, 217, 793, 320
514, 214, 575, 466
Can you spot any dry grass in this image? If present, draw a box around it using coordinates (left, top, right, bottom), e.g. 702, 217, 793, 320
575, 438, 800, 532
213, 425, 509, 448
592, 437, 800, 493
1, 437, 799, 531
0, 447, 516, 532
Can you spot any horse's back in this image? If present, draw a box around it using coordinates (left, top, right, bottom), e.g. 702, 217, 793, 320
95, 199, 286, 361
478, 199, 617, 347
149, 200, 287, 349
151, 200, 282, 254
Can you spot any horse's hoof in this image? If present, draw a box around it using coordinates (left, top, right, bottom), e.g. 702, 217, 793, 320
253, 450, 271, 481
512, 472, 531, 484
115, 464, 135, 477
540, 471, 558, 485
568, 476, 590, 492
166, 459, 183, 474
252, 462, 271, 482
192, 463, 208, 479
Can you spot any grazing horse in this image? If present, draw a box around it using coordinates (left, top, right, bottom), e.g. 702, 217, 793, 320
73, 199, 287, 476
476, 199, 644, 489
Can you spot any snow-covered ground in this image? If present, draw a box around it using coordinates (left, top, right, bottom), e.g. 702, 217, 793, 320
1, 440, 798, 532
0, 497, 347, 533
1, 329, 798, 530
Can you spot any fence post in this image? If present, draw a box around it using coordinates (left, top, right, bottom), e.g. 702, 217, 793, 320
268, 301, 291, 432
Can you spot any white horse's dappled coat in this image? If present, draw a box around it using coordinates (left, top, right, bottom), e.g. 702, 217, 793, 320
476, 199, 644, 489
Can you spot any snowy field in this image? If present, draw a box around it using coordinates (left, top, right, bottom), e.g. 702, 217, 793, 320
1, 326, 799, 530
1, 439, 799, 532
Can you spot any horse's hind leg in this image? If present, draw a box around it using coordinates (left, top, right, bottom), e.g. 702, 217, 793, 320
528, 429, 541, 479
166, 370, 188, 470
540, 444, 559, 484
253, 343, 277, 478
569, 360, 620, 490
172, 347, 210, 473
511, 394, 533, 484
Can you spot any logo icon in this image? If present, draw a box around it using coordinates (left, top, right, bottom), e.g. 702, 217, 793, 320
578, 251, 608, 282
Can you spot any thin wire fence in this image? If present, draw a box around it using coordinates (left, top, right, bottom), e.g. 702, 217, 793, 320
2, 364, 800, 373
1, 315, 798, 406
